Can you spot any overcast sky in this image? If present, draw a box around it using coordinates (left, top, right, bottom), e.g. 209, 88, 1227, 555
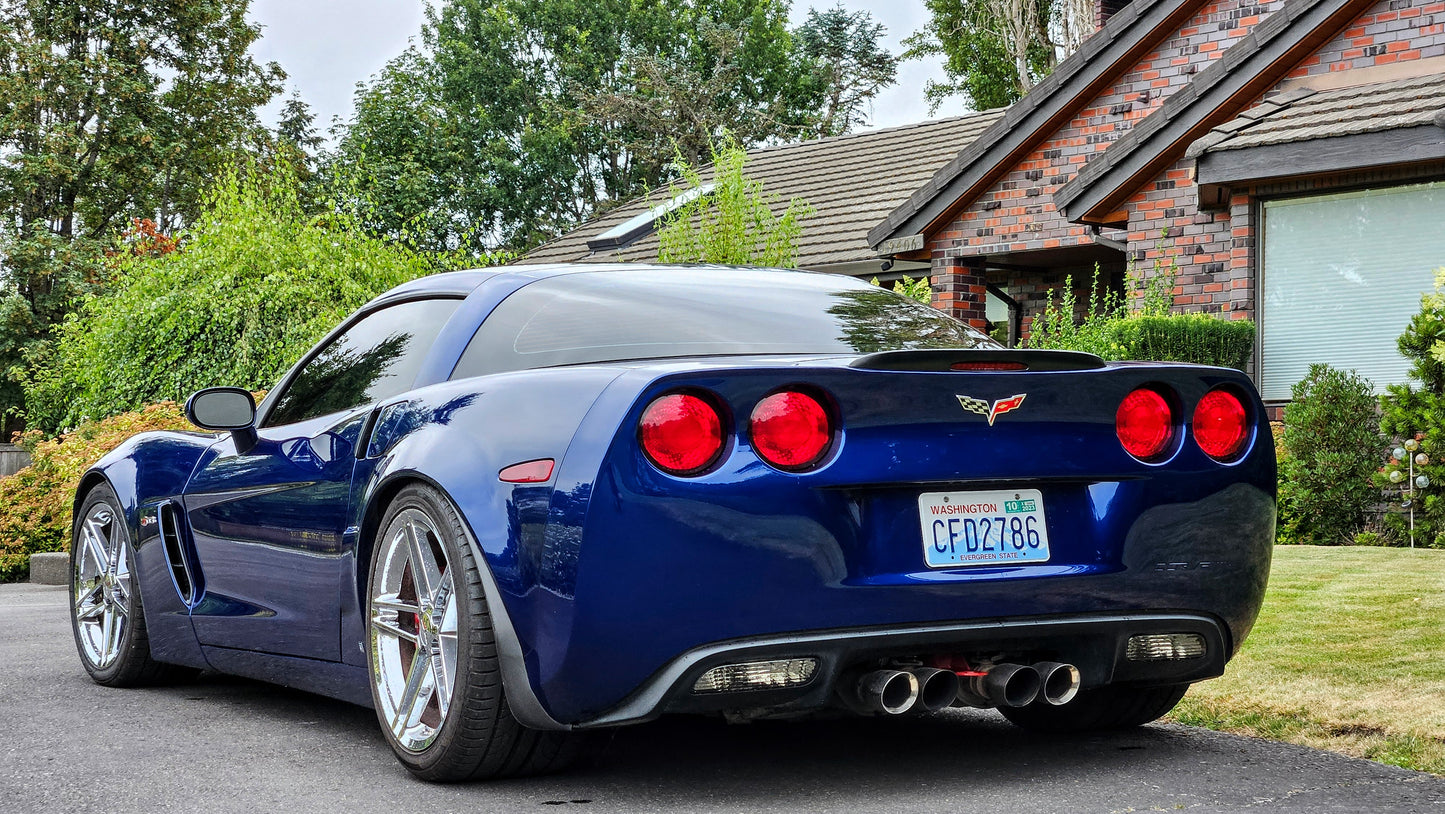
245, 0, 972, 142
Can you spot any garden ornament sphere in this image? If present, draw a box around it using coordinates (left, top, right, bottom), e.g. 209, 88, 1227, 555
1416, 453, 1429, 466
1406, 439, 1421, 452
1390, 470, 1405, 483
1393, 447, 1408, 461
1417, 474, 1431, 489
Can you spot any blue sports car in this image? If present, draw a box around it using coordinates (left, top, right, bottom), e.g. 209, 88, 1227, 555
69, 264, 1275, 781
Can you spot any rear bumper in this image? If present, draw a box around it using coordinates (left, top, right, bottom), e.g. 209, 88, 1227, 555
579, 612, 1228, 727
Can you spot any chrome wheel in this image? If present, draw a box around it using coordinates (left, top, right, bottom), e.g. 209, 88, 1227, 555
370, 507, 458, 753
73, 502, 132, 669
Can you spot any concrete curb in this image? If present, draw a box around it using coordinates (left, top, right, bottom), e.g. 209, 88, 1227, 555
29, 552, 68, 585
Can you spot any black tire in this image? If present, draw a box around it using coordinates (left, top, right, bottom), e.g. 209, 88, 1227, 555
366, 483, 583, 782
997, 683, 1190, 733
70, 483, 175, 686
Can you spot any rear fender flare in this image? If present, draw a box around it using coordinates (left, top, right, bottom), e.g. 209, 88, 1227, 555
354, 463, 571, 731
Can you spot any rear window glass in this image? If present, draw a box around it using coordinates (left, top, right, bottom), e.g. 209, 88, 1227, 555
450, 268, 998, 378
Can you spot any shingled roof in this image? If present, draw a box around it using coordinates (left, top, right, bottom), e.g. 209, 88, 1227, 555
1187, 70, 1445, 189
1190, 71, 1445, 153
1053, 0, 1383, 223
865, 0, 1209, 249
518, 111, 1004, 271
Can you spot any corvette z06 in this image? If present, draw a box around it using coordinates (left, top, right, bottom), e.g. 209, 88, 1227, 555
69, 264, 1274, 781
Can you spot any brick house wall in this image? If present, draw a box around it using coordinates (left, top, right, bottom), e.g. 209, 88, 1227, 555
1120, 0, 1445, 330
1290, 0, 1445, 73
925, 0, 1445, 345
927, 0, 1286, 332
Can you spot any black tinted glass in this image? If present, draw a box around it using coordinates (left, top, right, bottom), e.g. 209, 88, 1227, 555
451, 268, 998, 379
266, 298, 461, 426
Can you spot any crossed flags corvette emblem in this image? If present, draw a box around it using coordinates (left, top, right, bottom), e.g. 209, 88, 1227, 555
957, 393, 1027, 426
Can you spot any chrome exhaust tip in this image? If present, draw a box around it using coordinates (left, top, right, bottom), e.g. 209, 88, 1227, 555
910, 668, 960, 713
856, 669, 920, 715
1033, 662, 1081, 706
956, 663, 1042, 708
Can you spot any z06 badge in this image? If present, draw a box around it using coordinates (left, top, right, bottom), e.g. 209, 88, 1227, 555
957, 393, 1027, 426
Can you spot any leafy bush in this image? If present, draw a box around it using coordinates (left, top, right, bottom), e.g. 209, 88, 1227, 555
1376, 269, 1445, 548
657, 140, 813, 267
22, 165, 465, 433
0, 403, 191, 582
1026, 267, 1128, 358
1109, 314, 1255, 369
1276, 364, 1383, 545
1028, 267, 1255, 368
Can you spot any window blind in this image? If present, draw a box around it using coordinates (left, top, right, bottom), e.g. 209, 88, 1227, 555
1260, 181, 1445, 401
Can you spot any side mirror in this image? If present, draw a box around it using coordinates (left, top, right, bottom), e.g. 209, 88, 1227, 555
185, 387, 258, 454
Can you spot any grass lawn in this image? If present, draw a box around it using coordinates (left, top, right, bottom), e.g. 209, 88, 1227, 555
1167, 545, 1445, 774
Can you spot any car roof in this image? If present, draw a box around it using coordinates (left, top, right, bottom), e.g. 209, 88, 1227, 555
371, 263, 839, 306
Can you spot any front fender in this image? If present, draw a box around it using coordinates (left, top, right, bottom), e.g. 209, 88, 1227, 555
78, 430, 217, 670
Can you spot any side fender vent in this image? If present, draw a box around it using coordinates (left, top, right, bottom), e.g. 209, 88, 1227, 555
158, 502, 200, 605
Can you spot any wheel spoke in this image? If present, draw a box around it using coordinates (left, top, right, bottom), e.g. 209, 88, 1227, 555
75, 585, 105, 621
82, 521, 110, 573
404, 520, 441, 599
372, 594, 420, 616
370, 616, 418, 646
390, 648, 436, 733
99, 606, 116, 664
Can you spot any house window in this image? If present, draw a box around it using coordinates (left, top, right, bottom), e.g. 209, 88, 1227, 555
1260, 180, 1445, 401
585, 183, 716, 252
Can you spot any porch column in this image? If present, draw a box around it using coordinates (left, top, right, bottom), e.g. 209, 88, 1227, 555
930, 253, 989, 331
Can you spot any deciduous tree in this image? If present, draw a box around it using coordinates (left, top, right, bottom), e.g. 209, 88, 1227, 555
0, 0, 283, 427
904, 0, 1092, 111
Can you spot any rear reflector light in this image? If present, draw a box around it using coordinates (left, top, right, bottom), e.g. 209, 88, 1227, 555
1193, 388, 1248, 460
749, 391, 833, 470
951, 361, 1027, 371
1116, 387, 1174, 461
1126, 633, 1207, 661
692, 658, 818, 693
498, 459, 555, 483
639, 393, 725, 476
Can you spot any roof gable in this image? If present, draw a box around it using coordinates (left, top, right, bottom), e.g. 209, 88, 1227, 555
867, 0, 1214, 249
1054, 0, 1384, 223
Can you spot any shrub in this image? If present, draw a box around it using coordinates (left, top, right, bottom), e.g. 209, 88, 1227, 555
1376, 269, 1445, 548
0, 402, 192, 582
1028, 267, 1255, 369
656, 140, 813, 267
1276, 364, 1383, 545
22, 164, 470, 433
1109, 314, 1254, 370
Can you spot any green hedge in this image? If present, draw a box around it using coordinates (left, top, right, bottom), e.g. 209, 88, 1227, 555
1109, 313, 1255, 369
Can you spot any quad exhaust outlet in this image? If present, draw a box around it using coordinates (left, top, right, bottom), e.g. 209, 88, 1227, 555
1032, 661, 1082, 706
953, 662, 1081, 708
854, 669, 920, 715
848, 661, 1080, 715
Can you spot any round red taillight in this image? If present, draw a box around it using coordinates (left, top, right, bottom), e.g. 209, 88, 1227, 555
1116, 387, 1174, 461
1193, 388, 1248, 460
749, 391, 833, 471
639, 393, 725, 475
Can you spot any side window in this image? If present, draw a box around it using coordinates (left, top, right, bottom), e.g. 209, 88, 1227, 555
265, 298, 461, 427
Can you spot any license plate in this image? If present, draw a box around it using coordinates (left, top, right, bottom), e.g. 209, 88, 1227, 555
918, 489, 1050, 568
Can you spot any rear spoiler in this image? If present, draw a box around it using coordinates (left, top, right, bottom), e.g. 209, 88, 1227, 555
849, 349, 1106, 372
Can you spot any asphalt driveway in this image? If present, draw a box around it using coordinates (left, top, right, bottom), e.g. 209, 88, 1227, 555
2, 582, 1442, 813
